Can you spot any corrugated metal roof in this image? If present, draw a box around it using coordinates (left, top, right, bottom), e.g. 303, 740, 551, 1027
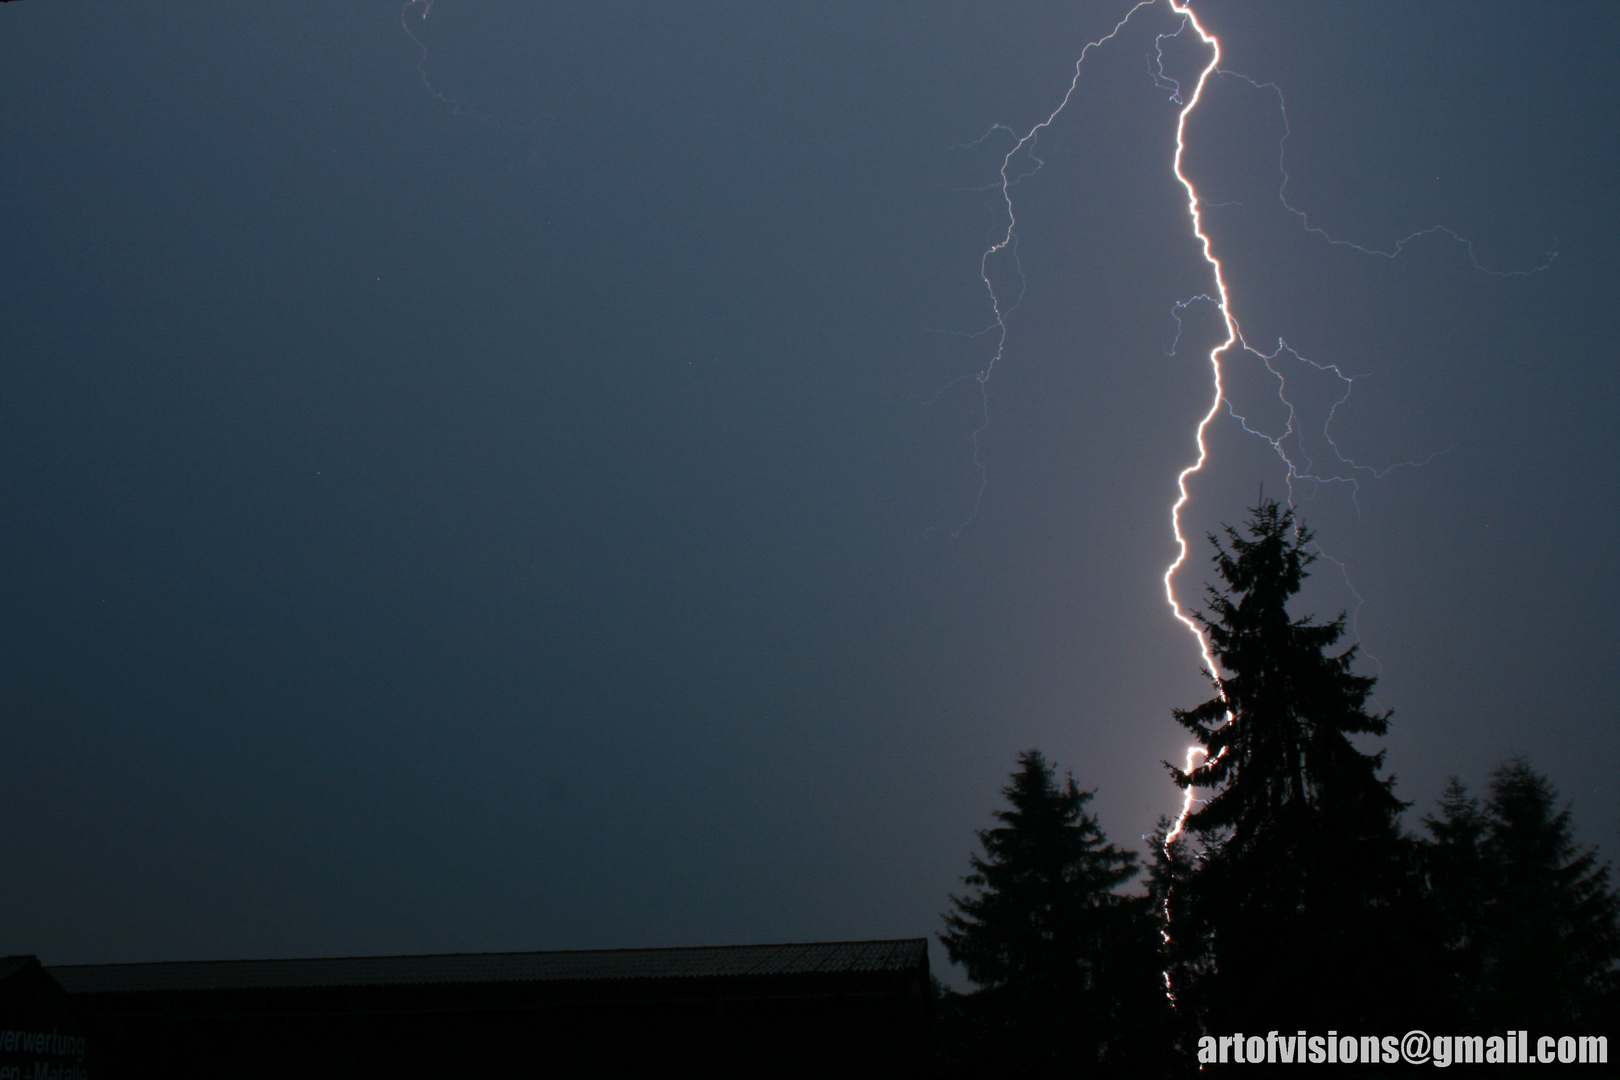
48, 939, 927, 996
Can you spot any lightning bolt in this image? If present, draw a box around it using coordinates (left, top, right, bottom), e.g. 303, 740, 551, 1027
1156, 1, 1229, 845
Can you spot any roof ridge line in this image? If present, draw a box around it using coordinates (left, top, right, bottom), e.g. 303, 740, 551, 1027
46, 937, 928, 972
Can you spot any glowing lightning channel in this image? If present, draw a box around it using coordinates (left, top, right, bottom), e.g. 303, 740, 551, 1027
1156, 1, 1231, 845
400, 0, 454, 109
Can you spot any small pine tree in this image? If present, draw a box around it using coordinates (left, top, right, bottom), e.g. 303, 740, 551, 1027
939, 750, 1172, 1078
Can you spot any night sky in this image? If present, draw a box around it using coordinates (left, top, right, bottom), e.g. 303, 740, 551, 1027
3, 1, 1615, 973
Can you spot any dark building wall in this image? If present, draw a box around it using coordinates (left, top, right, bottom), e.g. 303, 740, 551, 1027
54, 942, 931, 1080
0, 957, 93, 1080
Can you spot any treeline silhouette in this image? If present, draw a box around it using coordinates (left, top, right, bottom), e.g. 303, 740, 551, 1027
935, 501, 1619, 1077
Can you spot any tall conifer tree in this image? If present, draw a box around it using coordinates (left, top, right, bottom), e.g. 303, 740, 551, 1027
1165, 501, 1432, 1034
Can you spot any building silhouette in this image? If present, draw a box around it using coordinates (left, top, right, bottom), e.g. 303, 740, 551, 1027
19, 939, 930, 1078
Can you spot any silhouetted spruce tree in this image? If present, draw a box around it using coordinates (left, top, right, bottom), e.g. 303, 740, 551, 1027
938, 750, 1177, 1079
1426, 760, 1620, 1033
1165, 501, 1435, 1036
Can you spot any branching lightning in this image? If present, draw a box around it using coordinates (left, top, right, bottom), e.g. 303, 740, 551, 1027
1230, 72, 1558, 279
935, 0, 1551, 848
937, 0, 1160, 535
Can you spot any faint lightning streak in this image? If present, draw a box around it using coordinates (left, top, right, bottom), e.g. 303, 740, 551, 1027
1165, 293, 1216, 358
1149, 17, 1189, 104
1312, 544, 1384, 678
1219, 333, 1459, 513
397, 2, 564, 169
1223, 72, 1559, 277
400, 0, 456, 109
939, 0, 1160, 535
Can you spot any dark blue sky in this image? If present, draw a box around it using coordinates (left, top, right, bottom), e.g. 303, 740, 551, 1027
2, 1, 1615, 971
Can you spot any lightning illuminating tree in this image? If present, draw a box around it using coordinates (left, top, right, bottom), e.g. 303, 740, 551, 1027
1165, 501, 1438, 1033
